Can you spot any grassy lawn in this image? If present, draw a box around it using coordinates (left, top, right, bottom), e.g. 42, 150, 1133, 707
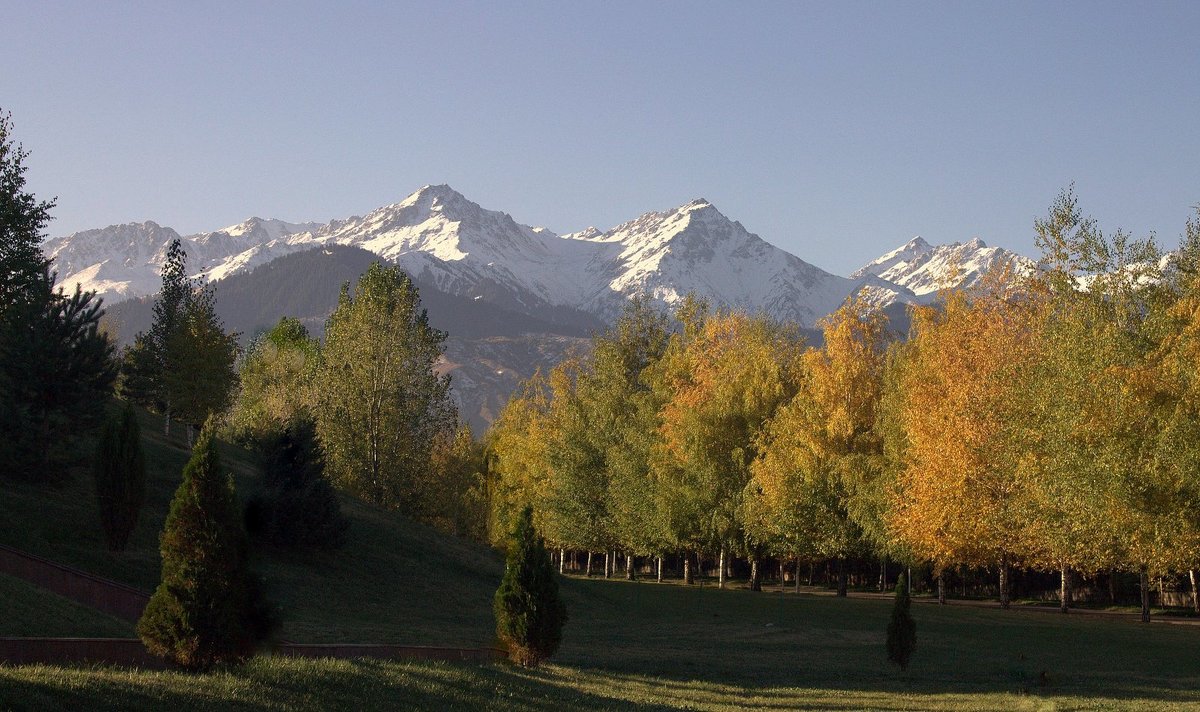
0, 572, 132, 638
3, 580, 1200, 710
4, 406, 1200, 709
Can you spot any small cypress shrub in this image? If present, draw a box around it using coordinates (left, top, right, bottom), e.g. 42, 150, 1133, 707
93, 402, 146, 551
137, 422, 277, 670
246, 418, 347, 548
494, 506, 567, 667
887, 571, 917, 671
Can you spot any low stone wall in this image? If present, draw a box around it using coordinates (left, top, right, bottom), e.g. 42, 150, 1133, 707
0, 544, 150, 622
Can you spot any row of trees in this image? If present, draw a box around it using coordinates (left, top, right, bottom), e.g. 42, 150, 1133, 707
488, 190, 1200, 620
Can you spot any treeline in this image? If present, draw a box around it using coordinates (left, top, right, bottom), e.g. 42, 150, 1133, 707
488, 189, 1200, 620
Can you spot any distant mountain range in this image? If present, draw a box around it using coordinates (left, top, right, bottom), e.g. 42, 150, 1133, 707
53, 185, 1034, 431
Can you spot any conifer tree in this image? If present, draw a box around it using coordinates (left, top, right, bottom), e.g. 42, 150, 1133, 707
138, 423, 275, 670
93, 402, 146, 551
0, 109, 115, 477
163, 284, 239, 438
246, 418, 347, 549
494, 506, 567, 667
887, 572, 916, 671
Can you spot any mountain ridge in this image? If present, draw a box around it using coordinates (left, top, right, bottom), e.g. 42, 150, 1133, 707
48, 184, 1031, 328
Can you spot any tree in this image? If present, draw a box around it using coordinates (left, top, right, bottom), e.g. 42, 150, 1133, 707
1, 274, 117, 477
886, 572, 916, 672
144, 239, 190, 433
162, 284, 239, 439
138, 423, 276, 670
316, 262, 456, 511
245, 418, 347, 549
93, 402, 146, 552
747, 299, 891, 596
487, 371, 560, 548
225, 317, 320, 445
0, 109, 116, 478
494, 506, 567, 667
650, 310, 805, 587
0, 109, 53, 316
887, 275, 1036, 609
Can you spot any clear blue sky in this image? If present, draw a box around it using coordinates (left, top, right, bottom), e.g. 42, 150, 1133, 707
4, 1, 1199, 275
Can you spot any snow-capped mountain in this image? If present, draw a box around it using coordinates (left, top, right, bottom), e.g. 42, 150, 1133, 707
47, 185, 1027, 328
851, 235, 1034, 300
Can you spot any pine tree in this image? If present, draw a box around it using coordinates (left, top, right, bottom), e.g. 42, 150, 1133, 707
93, 402, 146, 551
246, 418, 347, 549
163, 284, 239, 437
0, 109, 115, 478
494, 506, 567, 667
0, 109, 54, 316
144, 238, 189, 434
138, 423, 276, 670
887, 572, 916, 672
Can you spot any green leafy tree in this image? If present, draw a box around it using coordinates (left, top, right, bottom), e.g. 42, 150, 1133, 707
138, 423, 276, 670
316, 262, 456, 511
225, 317, 320, 444
245, 418, 347, 549
650, 310, 805, 587
494, 506, 567, 667
93, 402, 146, 551
886, 572, 916, 671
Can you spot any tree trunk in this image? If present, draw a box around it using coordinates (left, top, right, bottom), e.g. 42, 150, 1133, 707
586, 551, 594, 577
683, 552, 693, 585
836, 556, 848, 597
1060, 566, 1071, 614
907, 566, 912, 596
795, 558, 802, 593
559, 548, 565, 575
1140, 568, 1151, 623
1190, 569, 1199, 613
1109, 569, 1117, 604
626, 552, 635, 581
604, 551, 612, 579
657, 556, 663, 583
750, 557, 761, 592
938, 571, 946, 604
718, 547, 726, 589
999, 560, 1011, 609
879, 558, 886, 592
807, 561, 815, 586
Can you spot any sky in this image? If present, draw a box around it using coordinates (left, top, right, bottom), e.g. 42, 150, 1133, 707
4, 1, 1199, 275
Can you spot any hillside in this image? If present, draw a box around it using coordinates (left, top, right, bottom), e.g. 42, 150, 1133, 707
0, 405, 506, 645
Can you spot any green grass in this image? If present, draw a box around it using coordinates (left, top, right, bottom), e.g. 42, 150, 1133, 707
4, 406, 1200, 709
0, 572, 132, 638
3, 582, 1200, 710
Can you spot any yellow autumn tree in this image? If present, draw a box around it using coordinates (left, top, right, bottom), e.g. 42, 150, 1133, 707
888, 274, 1036, 608
746, 298, 891, 595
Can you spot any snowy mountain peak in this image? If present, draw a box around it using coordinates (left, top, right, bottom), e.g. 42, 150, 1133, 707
852, 234, 1032, 297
